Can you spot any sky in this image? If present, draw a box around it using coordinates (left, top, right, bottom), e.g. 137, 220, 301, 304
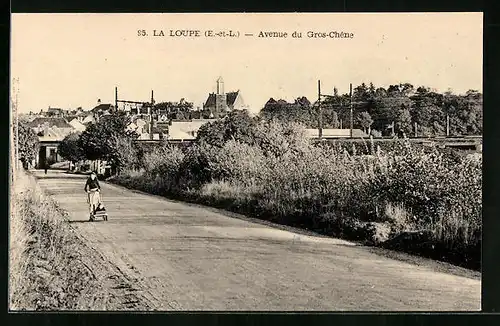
11, 13, 483, 114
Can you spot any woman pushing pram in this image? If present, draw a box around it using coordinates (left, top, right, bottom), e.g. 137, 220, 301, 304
85, 171, 107, 221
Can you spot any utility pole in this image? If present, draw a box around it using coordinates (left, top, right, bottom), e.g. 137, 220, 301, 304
318, 80, 323, 139
149, 90, 155, 140
115, 86, 118, 111
14, 77, 19, 171
115, 87, 156, 139
446, 114, 450, 137
349, 83, 353, 138
317, 81, 368, 138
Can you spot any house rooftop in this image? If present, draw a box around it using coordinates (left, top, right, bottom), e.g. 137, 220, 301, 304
27, 117, 73, 129
91, 103, 114, 113
204, 91, 240, 108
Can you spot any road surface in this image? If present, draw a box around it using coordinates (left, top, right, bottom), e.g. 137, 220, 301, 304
34, 170, 481, 311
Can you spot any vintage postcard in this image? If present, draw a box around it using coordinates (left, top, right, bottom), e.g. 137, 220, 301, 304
10, 13, 482, 311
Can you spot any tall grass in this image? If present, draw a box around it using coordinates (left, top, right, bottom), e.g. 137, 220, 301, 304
10, 169, 106, 310
112, 122, 482, 269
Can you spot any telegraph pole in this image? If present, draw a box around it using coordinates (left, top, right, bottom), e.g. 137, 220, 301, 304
349, 83, 353, 138
317, 81, 368, 138
446, 114, 450, 137
318, 80, 323, 139
13, 77, 19, 171
115, 87, 118, 111
114, 87, 156, 139
149, 90, 155, 140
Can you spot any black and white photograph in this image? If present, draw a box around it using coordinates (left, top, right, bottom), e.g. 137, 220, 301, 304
9, 13, 482, 311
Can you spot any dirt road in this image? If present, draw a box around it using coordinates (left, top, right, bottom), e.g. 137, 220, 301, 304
34, 170, 481, 311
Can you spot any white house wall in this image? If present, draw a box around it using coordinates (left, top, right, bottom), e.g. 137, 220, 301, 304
232, 93, 248, 111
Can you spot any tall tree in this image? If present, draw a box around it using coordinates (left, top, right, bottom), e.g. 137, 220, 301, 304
59, 132, 84, 163
78, 112, 138, 173
197, 109, 259, 147
410, 90, 445, 136
14, 120, 39, 168
395, 107, 412, 136
357, 111, 373, 133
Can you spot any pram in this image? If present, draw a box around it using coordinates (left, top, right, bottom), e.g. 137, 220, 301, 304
88, 190, 108, 221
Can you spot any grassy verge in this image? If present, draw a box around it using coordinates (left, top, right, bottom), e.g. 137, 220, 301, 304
10, 169, 117, 310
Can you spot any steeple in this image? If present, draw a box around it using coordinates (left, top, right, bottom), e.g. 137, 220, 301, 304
216, 76, 225, 95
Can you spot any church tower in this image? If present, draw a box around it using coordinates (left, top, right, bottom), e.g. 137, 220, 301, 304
216, 76, 225, 95
215, 76, 227, 114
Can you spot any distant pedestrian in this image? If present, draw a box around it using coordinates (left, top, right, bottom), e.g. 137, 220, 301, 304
44, 163, 48, 174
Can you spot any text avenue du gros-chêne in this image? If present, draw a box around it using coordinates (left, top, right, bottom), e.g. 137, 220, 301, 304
139, 29, 354, 39
257, 31, 354, 38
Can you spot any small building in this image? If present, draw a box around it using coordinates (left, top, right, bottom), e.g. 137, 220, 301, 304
28, 117, 74, 135
167, 119, 213, 141
91, 99, 115, 119
136, 124, 163, 140
46, 107, 65, 117
27, 117, 76, 168
68, 118, 86, 132
82, 114, 96, 125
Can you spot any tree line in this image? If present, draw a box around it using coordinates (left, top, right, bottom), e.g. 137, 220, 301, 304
260, 83, 483, 137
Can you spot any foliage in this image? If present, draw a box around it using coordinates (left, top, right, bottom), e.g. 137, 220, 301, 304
14, 121, 39, 165
357, 111, 373, 132
196, 110, 260, 147
203, 140, 267, 186
58, 133, 84, 163
78, 112, 138, 170
153, 99, 194, 120
112, 135, 141, 172
253, 120, 310, 157
260, 83, 482, 137
393, 107, 412, 136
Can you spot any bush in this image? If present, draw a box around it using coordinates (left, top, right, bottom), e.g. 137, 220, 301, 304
59, 133, 84, 163
253, 120, 310, 157
370, 143, 481, 230
113, 136, 141, 172
14, 121, 39, 166
205, 140, 267, 186
196, 110, 259, 147
141, 144, 185, 194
